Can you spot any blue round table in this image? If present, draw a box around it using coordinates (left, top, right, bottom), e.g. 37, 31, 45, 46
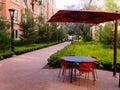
61, 56, 96, 83
62, 56, 96, 63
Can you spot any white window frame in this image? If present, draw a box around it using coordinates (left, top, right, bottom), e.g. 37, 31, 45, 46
14, 29, 19, 39
12, 0, 19, 4
14, 9, 19, 23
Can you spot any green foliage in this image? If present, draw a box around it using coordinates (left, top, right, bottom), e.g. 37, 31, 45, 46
36, 17, 66, 43
65, 23, 92, 41
50, 23, 59, 41
20, 8, 37, 45
0, 16, 11, 50
14, 40, 23, 46
98, 22, 114, 48
118, 32, 120, 49
48, 22, 66, 42
0, 41, 60, 60
48, 41, 120, 71
105, 0, 120, 12
81, 24, 92, 42
35, 16, 47, 43
57, 28, 66, 42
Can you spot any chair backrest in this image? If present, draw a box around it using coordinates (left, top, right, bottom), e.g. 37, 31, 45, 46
61, 59, 68, 68
60, 55, 74, 68
91, 56, 97, 59
79, 62, 94, 72
91, 56, 97, 68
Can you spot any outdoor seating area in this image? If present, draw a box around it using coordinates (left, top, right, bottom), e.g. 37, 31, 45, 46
0, 42, 119, 90
58, 56, 97, 84
1, 0, 120, 90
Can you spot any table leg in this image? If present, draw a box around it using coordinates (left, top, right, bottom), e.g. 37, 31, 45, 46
119, 72, 120, 88
93, 69, 96, 81
70, 63, 73, 83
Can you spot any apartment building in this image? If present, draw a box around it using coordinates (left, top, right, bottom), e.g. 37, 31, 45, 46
0, 0, 56, 39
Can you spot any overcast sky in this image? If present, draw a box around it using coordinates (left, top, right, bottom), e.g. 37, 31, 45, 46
56, 0, 105, 10
56, 0, 80, 9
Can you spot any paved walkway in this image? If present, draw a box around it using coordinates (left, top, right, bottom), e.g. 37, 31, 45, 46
0, 42, 119, 90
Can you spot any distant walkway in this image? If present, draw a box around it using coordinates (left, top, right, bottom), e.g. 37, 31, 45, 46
0, 42, 119, 90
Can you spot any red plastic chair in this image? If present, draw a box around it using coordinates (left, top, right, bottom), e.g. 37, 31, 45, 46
58, 59, 70, 82
76, 62, 95, 85
58, 54, 75, 82
91, 56, 98, 79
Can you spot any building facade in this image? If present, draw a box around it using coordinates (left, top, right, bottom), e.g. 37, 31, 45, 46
0, 0, 56, 39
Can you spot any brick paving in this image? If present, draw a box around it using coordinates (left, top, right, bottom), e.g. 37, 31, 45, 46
0, 42, 119, 90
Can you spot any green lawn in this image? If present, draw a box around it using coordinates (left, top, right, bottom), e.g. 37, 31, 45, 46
48, 41, 120, 70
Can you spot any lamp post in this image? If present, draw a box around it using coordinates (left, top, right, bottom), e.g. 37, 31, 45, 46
9, 8, 15, 56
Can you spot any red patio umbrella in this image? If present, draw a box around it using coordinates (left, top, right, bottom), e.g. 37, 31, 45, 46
48, 10, 120, 24
48, 9, 120, 76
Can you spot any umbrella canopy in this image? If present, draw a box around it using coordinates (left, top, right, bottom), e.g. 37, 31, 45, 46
48, 9, 120, 24
48, 9, 120, 76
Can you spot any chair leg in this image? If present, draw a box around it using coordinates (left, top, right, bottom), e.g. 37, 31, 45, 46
58, 68, 62, 77
88, 72, 89, 80
85, 73, 87, 79
79, 71, 81, 86
74, 68, 77, 80
94, 68, 98, 79
63, 69, 66, 82
92, 70, 96, 81
92, 71, 96, 85
85, 72, 89, 80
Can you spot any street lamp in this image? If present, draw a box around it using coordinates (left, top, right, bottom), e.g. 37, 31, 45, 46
9, 8, 15, 56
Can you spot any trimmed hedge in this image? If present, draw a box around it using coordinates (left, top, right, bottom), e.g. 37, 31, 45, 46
0, 41, 62, 60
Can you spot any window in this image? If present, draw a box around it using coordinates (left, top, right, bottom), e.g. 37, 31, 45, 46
21, 14, 27, 23
42, 0, 45, 7
13, 0, 19, 3
51, 9, 54, 15
14, 10, 19, 22
14, 30, 19, 39
38, 7, 41, 15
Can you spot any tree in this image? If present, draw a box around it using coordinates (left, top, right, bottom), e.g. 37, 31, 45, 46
105, 0, 120, 12
0, 16, 10, 50
57, 27, 66, 42
98, 0, 120, 49
35, 15, 47, 43
20, 8, 37, 45
99, 22, 114, 48
63, 0, 101, 42
50, 22, 59, 41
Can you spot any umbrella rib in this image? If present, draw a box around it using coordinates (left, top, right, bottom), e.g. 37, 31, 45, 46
86, 13, 98, 24
64, 12, 85, 22
49, 12, 76, 22
94, 13, 115, 21
83, 13, 115, 24
49, 13, 66, 21
64, 12, 81, 21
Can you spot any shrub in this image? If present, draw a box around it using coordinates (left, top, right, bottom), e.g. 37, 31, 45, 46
0, 31, 11, 50
14, 40, 23, 46
118, 32, 120, 49
0, 17, 11, 50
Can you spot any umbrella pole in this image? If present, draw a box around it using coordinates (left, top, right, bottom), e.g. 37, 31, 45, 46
113, 19, 118, 76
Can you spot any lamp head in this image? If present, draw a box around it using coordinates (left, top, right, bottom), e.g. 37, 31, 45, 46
9, 8, 15, 17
